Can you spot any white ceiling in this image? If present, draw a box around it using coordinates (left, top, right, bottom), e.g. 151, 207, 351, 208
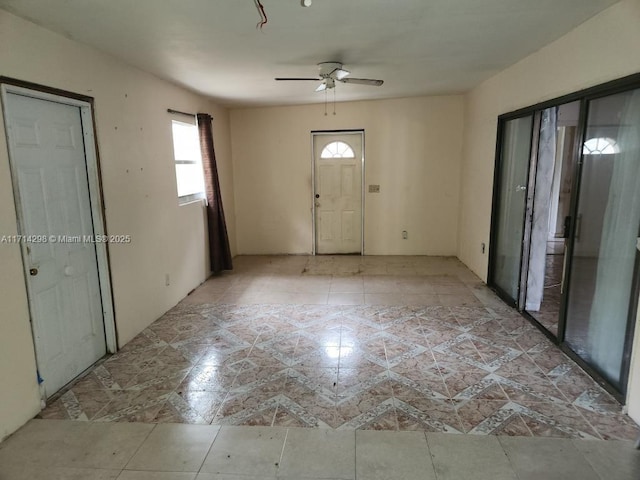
0, 0, 619, 107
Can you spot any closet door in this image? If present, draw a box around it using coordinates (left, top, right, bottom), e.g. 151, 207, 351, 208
489, 115, 534, 303
564, 88, 640, 393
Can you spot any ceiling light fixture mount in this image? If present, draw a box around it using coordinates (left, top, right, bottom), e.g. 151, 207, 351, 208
301, 0, 312, 7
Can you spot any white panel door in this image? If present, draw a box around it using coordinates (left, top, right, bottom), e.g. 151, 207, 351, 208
5, 93, 106, 397
313, 133, 363, 254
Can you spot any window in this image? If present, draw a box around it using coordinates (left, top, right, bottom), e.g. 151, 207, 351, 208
320, 141, 355, 158
171, 120, 205, 204
583, 137, 620, 155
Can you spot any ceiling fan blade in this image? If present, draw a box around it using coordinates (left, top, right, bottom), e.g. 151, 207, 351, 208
315, 82, 327, 92
274, 77, 321, 81
339, 78, 384, 86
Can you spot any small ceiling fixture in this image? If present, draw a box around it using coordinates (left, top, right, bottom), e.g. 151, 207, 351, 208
301, 0, 312, 6
275, 62, 384, 92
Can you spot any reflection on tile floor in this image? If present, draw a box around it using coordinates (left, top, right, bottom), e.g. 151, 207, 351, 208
39, 256, 639, 440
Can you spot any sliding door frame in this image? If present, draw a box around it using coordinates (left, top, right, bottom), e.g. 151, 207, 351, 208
563, 81, 640, 399
519, 112, 542, 311
487, 112, 536, 308
488, 72, 640, 401
554, 98, 588, 345
621, 230, 640, 395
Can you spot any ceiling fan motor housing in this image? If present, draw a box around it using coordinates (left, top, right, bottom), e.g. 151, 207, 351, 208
318, 62, 345, 77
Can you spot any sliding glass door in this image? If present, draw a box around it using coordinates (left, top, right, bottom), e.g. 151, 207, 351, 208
489, 115, 534, 303
524, 102, 581, 338
564, 88, 640, 392
489, 74, 640, 398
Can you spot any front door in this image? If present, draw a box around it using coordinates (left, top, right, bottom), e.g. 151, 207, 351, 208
313, 132, 363, 254
4, 91, 107, 396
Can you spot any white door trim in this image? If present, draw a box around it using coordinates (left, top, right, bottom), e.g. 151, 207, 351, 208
1, 84, 117, 355
311, 130, 365, 255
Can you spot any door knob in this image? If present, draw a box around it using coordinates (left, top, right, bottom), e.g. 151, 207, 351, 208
315, 194, 320, 198
29, 268, 38, 276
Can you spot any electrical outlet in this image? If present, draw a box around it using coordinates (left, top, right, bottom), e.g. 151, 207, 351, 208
165, 274, 170, 286
402, 230, 408, 240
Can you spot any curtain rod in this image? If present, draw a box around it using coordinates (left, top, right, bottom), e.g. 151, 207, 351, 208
167, 108, 196, 118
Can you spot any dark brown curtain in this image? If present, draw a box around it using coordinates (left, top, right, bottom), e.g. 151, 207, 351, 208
197, 113, 233, 274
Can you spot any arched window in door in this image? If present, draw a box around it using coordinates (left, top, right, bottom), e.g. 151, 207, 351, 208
320, 141, 355, 158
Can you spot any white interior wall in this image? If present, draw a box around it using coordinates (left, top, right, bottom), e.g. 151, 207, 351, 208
0, 10, 236, 440
230, 96, 463, 256
457, 0, 640, 419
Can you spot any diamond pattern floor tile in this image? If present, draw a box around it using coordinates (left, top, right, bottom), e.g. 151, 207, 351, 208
37, 256, 639, 440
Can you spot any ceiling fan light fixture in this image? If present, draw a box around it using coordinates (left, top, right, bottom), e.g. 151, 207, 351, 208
334, 69, 350, 80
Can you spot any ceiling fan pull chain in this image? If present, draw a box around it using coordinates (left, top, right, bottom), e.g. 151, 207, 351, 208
324, 89, 328, 116
333, 88, 336, 115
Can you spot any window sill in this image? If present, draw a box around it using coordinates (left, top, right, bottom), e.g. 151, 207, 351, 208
178, 193, 206, 207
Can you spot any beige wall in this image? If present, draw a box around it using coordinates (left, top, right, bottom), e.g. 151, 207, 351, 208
458, 0, 640, 280
457, 0, 640, 417
230, 96, 463, 255
0, 10, 236, 440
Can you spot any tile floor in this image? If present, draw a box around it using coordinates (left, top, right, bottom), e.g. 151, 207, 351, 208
1, 420, 639, 480
38, 256, 639, 440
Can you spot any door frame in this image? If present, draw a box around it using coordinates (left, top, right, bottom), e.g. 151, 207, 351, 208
487, 112, 536, 308
310, 130, 365, 255
0, 81, 118, 360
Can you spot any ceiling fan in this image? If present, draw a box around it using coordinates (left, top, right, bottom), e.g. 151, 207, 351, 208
275, 62, 384, 92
